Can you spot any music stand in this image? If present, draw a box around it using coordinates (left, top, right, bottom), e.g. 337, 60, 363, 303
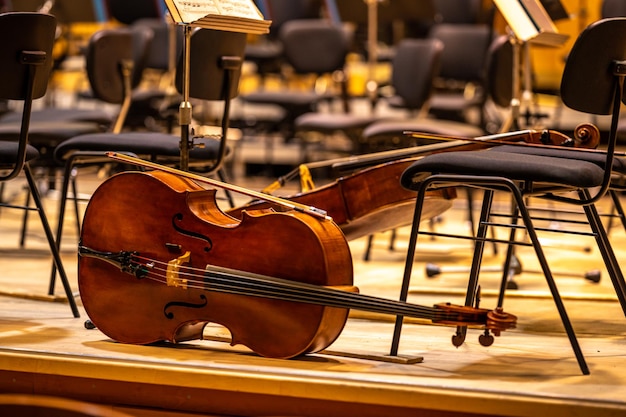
493, 0, 568, 130
174, 27, 246, 172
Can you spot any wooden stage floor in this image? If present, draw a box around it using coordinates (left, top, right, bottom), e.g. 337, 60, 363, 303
0, 171, 626, 416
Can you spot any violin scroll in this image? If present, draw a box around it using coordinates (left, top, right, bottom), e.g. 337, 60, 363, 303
524, 125, 599, 149
573, 123, 601, 149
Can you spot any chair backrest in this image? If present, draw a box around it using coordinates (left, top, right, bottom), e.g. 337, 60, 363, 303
0, 12, 57, 179
263, 0, 321, 37
279, 19, 349, 75
106, 0, 163, 24
428, 23, 492, 84
175, 29, 247, 101
560, 17, 626, 116
433, 0, 483, 23
0, 12, 56, 101
602, 0, 626, 18
132, 18, 183, 72
86, 26, 154, 103
484, 35, 513, 109
390, 38, 443, 110
85, 29, 135, 105
560, 17, 626, 204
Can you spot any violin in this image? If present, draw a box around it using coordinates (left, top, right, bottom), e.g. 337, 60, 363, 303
78, 166, 516, 359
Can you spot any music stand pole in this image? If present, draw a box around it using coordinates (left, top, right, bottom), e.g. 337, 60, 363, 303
179, 24, 193, 171
509, 31, 522, 131
365, 0, 379, 111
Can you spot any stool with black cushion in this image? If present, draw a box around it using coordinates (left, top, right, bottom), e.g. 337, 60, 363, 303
48, 28, 247, 293
394, 17, 626, 375
0, 11, 79, 317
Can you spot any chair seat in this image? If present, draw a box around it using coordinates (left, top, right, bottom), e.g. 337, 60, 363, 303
0, 108, 114, 126
53, 132, 223, 162
400, 148, 606, 190
0, 141, 39, 164
245, 40, 284, 60
0, 121, 102, 148
295, 112, 376, 132
487, 144, 626, 173
242, 90, 327, 108
363, 118, 485, 140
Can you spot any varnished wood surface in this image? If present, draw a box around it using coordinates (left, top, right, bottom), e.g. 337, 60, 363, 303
0, 167, 626, 416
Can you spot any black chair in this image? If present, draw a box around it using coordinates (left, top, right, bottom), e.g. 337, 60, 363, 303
0, 12, 79, 317
360, 32, 512, 158
602, 0, 626, 18
107, 0, 183, 132
426, 23, 494, 127
48, 28, 247, 293
8, 23, 157, 250
294, 38, 448, 159
245, 0, 322, 86
0, 23, 157, 160
395, 17, 626, 375
105, 0, 164, 24
238, 18, 351, 141
432, 0, 485, 24
124, 18, 184, 131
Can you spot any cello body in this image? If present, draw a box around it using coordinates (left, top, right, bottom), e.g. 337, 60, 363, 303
78, 170, 354, 358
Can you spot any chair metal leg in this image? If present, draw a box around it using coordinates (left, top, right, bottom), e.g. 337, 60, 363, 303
390, 183, 429, 356
451, 190, 495, 347
71, 171, 81, 238
25, 164, 80, 318
510, 185, 588, 375
608, 189, 626, 234
19, 186, 31, 248
404, 175, 589, 374
49, 158, 75, 294
580, 190, 626, 315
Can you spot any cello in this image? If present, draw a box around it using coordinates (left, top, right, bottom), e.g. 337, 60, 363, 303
78, 157, 516, 359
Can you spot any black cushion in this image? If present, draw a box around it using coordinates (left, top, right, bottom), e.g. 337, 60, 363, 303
242, 91, 326, 108
54, 132, 223, 162
0, 108, 113, 126
0, 121, 101, 146
400, 149, 606, 190
295, 113, 376, 132
363, 119, 484, 140
0, 141, 39, 165
488, 144, 626, 173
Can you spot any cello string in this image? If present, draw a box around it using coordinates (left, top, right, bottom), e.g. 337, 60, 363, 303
129, 255, 441, 318
128, 255, 447, 321
123, 256, 504, 328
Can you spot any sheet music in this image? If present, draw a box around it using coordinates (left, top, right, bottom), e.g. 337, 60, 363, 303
174, 0, 220, 22
216, 0, 262, 19
165, 0, 270, 34
169, 0, 261, 22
